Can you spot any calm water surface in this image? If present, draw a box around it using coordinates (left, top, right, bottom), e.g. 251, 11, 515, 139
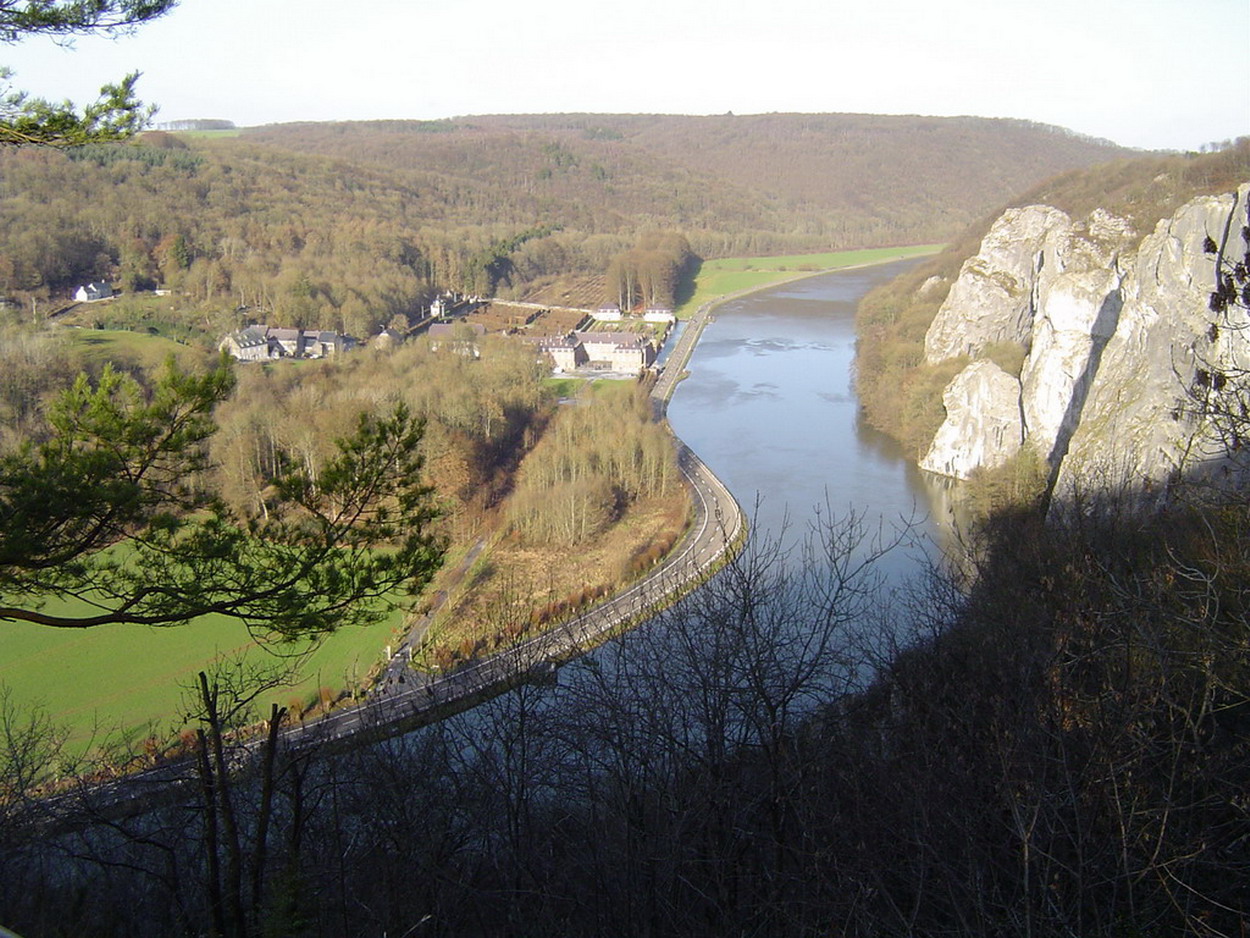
666, 260, 940, 579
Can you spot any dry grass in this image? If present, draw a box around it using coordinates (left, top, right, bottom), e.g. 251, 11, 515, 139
419, 494, 689, 669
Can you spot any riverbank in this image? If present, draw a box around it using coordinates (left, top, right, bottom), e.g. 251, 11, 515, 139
655, 245, 943, 409
677, 244, 943, 319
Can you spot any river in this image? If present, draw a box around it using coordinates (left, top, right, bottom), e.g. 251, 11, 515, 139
665, 259, 940, 583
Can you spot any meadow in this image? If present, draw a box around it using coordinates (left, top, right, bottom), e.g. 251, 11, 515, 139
678, 244, 943, 315
0, 593, 406, 757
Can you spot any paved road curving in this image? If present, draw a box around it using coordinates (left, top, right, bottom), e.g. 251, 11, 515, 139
260, 295, 744, 752
38, 304, 745, 827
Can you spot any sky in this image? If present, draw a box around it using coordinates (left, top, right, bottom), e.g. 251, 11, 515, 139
2, 0, 1247, 152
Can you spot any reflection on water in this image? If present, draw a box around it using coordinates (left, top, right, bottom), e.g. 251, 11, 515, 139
667, 261, 941, 582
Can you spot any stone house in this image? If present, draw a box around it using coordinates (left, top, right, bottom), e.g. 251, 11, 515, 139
219, 324, 357, 362
526, 333, 585, 372
219, 325, 271, 362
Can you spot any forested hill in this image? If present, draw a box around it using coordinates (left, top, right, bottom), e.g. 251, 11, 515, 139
0, 113, 1132, 342
246, 113, 1136, 252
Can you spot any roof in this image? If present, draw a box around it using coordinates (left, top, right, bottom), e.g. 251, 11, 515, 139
579, 332, 646, 348
234, 325, 269, 347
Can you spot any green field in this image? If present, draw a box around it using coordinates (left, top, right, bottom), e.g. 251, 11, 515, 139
678, 244, 943, 316
0, 594, 407, 757
66, 327, 209, 370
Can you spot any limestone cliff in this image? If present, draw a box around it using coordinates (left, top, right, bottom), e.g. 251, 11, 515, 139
920, 183, 1250, 497
919, 360, 1024, 478
923, 206, 1071, 363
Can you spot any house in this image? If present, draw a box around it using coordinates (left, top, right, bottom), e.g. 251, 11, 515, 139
369, 327, 405, 349
218, 324, 358, 362
267, 327, 301, 357
218, 325, 270, 362
74, 282, 113, 302
577, 332, 655, 374
525, 333, 585, 372
427, 321, 486, 356
644, 306, 675, 323
301, 330, 355, 358
593, 304, 623, 322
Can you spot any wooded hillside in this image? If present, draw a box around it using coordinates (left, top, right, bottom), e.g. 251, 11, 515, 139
0, 113, 1133, 343
249, 113, 1135, 254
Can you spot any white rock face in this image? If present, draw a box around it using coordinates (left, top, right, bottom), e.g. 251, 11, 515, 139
1054, 184, 1250, 498
924, 206, 1071, 364
1020, 213, 1135, 462
920, 361, 1023, 479
919, 183, 1250, 495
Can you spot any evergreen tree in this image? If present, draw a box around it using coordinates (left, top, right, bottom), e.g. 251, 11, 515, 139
0, 358, 445, 636
0, 0, 176, 147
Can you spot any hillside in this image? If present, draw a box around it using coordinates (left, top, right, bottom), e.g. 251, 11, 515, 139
247, 113, 1137, 252
0, 113, 1133, 344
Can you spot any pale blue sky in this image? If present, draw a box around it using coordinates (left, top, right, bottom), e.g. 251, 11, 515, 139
2, 0, 1246, 151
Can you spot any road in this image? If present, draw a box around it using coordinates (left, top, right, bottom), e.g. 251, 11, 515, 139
36, 307, 743, 826
312, 296, 739, 746
291, 437, 742, 750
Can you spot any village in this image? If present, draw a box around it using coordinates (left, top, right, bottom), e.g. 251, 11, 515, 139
218, 290, 677, 376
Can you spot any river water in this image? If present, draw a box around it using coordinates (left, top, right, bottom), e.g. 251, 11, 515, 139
666, 259, 940, 583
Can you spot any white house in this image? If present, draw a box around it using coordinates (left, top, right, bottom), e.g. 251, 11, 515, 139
578, 332, 655, 373
74, 282, 113, 302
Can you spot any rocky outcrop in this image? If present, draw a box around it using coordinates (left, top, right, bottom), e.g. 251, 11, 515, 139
919, 361, 1023, 478
920, 184, 1250, 496
923, 206, 1071, 363
1054, 187, 1250, 498
1020, 209, 1136, 465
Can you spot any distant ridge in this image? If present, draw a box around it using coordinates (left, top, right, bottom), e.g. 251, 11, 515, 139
246, 112, 1137, 249
156, 119, 236, 131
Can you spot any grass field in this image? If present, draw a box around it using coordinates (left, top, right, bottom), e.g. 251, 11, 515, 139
0, 594, 408, 757
64, 327, 212, 371
678, 244, 943, 316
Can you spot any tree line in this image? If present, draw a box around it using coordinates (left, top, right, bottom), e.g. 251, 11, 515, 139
604, 231, 696, 310
507, 380, 679, 546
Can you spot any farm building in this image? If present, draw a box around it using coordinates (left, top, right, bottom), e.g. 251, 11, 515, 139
526, 331, 656, 375
579, 332, 655, 372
